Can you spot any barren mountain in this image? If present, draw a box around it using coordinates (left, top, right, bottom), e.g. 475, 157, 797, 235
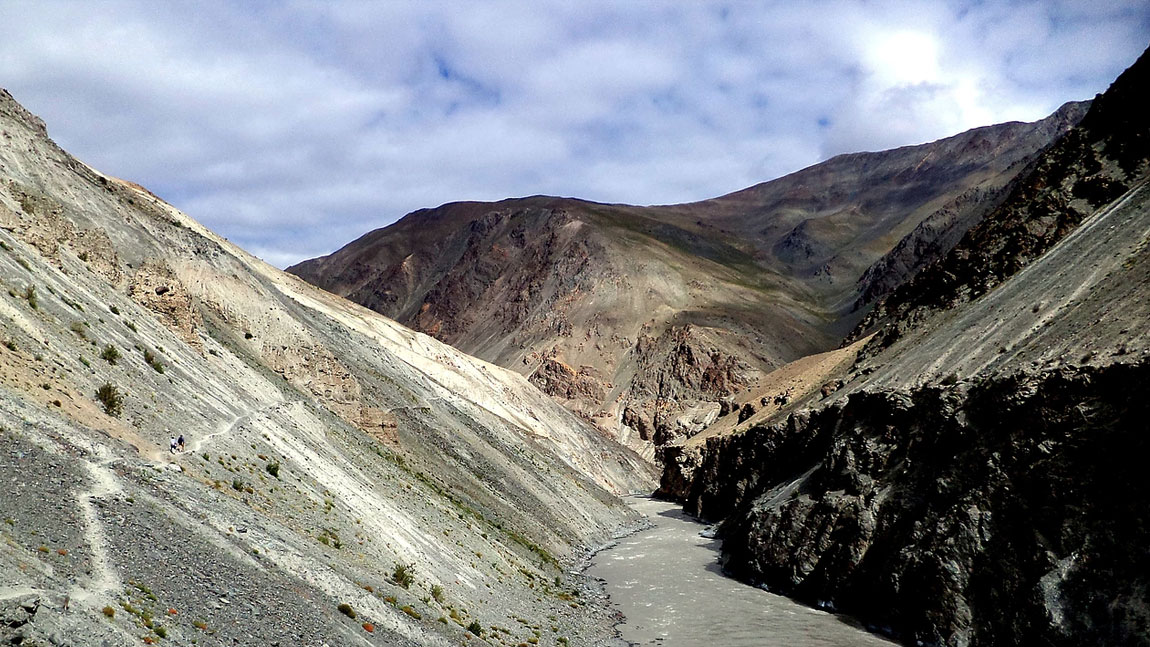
290, 102, 1087, 460
662, 45, 1150, 646
0, 89, 655, 646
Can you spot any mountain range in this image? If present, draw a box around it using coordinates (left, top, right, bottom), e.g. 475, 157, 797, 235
288, 100, 1088, 460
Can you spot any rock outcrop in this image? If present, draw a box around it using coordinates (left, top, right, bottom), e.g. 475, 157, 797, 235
688, 363, 1150, 647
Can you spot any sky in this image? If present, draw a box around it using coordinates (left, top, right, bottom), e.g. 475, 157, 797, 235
1, 2, 1147, 267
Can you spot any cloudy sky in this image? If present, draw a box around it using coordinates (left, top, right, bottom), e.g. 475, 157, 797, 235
1, 2, 1147, 267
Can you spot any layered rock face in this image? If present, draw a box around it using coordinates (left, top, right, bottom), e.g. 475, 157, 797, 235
291, 103, 1086, 459
689, 364, 1150, 647
0, 88, 655, 646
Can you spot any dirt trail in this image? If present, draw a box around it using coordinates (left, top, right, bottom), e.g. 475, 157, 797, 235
69, 449, 124, 605
188, 399, 289, 454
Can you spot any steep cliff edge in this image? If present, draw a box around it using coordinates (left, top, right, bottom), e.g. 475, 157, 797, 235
691, 363, 1150, 646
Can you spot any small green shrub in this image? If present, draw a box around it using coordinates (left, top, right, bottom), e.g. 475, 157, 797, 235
100, 344, 120, 364
3, 340, 15, 351
431, 584, 444, 603
467, 620, 483, 636
23, 285, 37, 309
265, 462, 280, 478
337, 603, 356, 619
401, 605, 421, 619
102, 606, 115, 618
95, 383, 122, 417
154, 625, 167, 638
392, 562, 414, 589
79, 355, 91, 368
231, 479, 243, 491
109, 305, 120, 315
143, 348, 164, 373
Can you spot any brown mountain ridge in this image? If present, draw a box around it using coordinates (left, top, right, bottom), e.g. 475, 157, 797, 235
290, 100, 1088, 459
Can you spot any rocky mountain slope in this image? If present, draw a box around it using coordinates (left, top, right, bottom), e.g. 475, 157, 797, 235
0, 88, 656, 646
662, 45, 1150, 647
290, 102, 1087, 460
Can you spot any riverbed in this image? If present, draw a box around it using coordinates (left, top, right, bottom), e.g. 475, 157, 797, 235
586, 497, 898, 647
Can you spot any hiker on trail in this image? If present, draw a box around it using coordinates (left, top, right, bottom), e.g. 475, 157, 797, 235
169, 436, 178, 454
177, 434, 185, 452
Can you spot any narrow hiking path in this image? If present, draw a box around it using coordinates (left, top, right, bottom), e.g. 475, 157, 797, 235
188, 412, 246, 454
188, 398, 290, 454
69, 449, 124, 605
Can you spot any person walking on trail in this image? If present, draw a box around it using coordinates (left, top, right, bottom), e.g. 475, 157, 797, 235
169, 436, 178, 454
177, 434, 185, 452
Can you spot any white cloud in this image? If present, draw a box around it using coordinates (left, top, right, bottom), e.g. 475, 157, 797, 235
0, 0, 1146, 267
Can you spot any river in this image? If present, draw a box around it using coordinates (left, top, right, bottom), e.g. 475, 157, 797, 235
586, 497, 898, 647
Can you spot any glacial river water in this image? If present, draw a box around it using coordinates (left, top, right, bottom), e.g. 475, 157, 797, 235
587, 497, 898, 647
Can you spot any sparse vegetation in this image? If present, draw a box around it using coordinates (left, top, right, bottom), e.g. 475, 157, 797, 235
392, 562, 414, 589
337, 603, 356, 619
69, 321, 87, 338
467, 620, 483, 636
143, 348, 164, 373
100, 344, 120, 364
79, 355, 91, 368
95, 382, 123, 417
265, 462, 280, 478
431, 584, 444, 603
126, 321, 137, 332
3, 340, 15, 351
102, 606, 115, 618
110, 304, 120, 315
23, 285, 37, 309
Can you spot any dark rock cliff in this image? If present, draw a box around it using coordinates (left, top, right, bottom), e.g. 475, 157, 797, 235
685, 362, 1150, 646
